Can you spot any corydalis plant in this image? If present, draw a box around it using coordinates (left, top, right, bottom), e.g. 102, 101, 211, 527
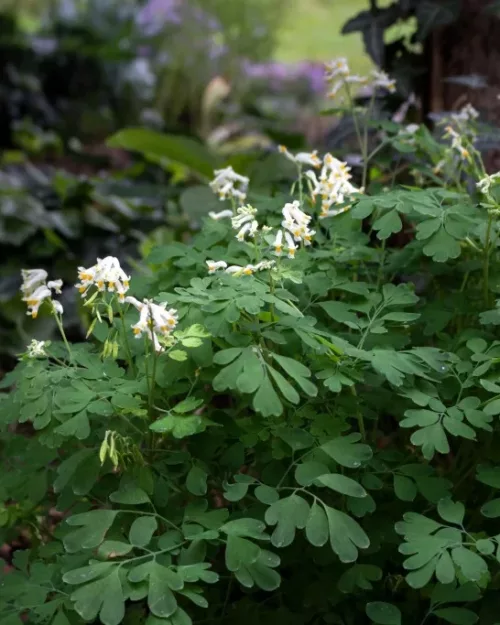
5, 57, 500, 625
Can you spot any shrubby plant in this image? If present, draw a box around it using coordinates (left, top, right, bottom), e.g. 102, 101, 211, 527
3, 58, 500, 625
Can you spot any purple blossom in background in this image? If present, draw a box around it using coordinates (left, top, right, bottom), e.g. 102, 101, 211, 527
242, 60, 325, 95
137, 0, 182, 33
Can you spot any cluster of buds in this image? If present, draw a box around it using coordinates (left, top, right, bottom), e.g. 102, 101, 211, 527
76, 256, 130, 303
21, 269, 63, 318
125, 296, 178, 353
206, 260, 275, 277
451, 103, 479, 124
325, 58, 396, 99
306, 153, 361, 218
209, 166, 249, 205
232, 205, 259, 241
26, 339, 47, 358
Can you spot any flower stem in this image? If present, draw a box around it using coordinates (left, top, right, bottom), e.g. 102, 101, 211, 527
119, 306, 136, 375
52, 305, 72, 362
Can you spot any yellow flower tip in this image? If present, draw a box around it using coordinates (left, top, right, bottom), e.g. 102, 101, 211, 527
27, 299, 37, 307
123, 281, 129, 288
167, 318, 176, 326
97, 280, 104, 289
288, 248, 296, 257
32, 311, 38, 319
78, 286, 86, 294
275, 245, 282, 253
278, 145, 286, 153
108, 281, 115, 289
243, 268, 253, 275
133, 327, 141, 335
160, 325, 168, 333
118, 294, 125, 302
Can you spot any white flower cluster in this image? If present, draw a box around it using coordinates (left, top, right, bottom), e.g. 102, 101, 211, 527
325, 58, 396, 99
206, 260, 275, 277
76, 256, 130, 302
209, 166, 249, 205
452, 103, 479, 123
125, 296, 178, 353
444, 125, 470, 161
21, 269, 63, 318
306, 153, 360, 218
278, 146, 321, 169
26, 339, 47, 358
477, 172, 500, 195
232, 205, 259, 241
272, 201, 315, 258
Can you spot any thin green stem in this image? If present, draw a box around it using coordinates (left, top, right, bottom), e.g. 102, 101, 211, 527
119, 306, 136, 375
52, 304, 72, 362
483, 211, 494, 307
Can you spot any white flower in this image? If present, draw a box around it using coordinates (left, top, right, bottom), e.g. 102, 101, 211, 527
444, 125, 470, 161
280, 201, 314, 246
232, 205, 259, 241
327, 81, 343, 99
47, 279, 63, 294
284, 231, 297, 259
253, 260, 275, 271
371, 69, 396, 93
325, 57, 350, 81
125, 297, 178, 353
273, 230, 283, 256
278, 145, 321, 168
52, 301, 64, 315
209, 209, 234, 220
452, 103, 479, 123
206, 260, 228, 274
209, 167, 249, 204
76, 256, 130, 302
21, 269, 48, 297
305, 153, 360, 219
225, 265, 255, 277
22, 285, 52, 319
26, 339, 46, 358
477, 172, 500, 194
404, 124, 420, 134
345, 74, 368, 85
21, 269, 63, 318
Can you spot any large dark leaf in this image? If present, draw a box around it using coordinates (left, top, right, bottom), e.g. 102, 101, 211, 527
107, 128, 216, 179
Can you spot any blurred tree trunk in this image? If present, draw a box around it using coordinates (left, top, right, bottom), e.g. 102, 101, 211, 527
427, 0, 500, 169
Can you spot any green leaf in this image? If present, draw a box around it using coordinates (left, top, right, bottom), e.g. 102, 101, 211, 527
316, 474, 367, 498
221, 518, 267, 539
481, 498, 500, 518
267, 365, 299, 404
129, 516, 158, 547
451, 547, 488, 582
253, 374, 283, 417
277, 427, 315, 451
254, 485, 280, 504
437, 499, 465, 525
64, 510, 118, 553
295, 461, 330, 486
107, 128, 215, 178
435, 551, 455, 584
321, 434, 373, 468
63, 562, 114, 585
433, 608, 478, 625
147, 563, 181, 618
393, 475, 417, 502
305, 502, 329, 547
366, 602, 402, 625
373, 210, 403, 240
223, 482, 249, 502
71, 569, 125, 625
265, 495, 310, 547
110, 485, 150, 505
325, 505, 370, 562
186, 466, 208, 495
422, 227, 462, 262
338, 564, 382, 593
